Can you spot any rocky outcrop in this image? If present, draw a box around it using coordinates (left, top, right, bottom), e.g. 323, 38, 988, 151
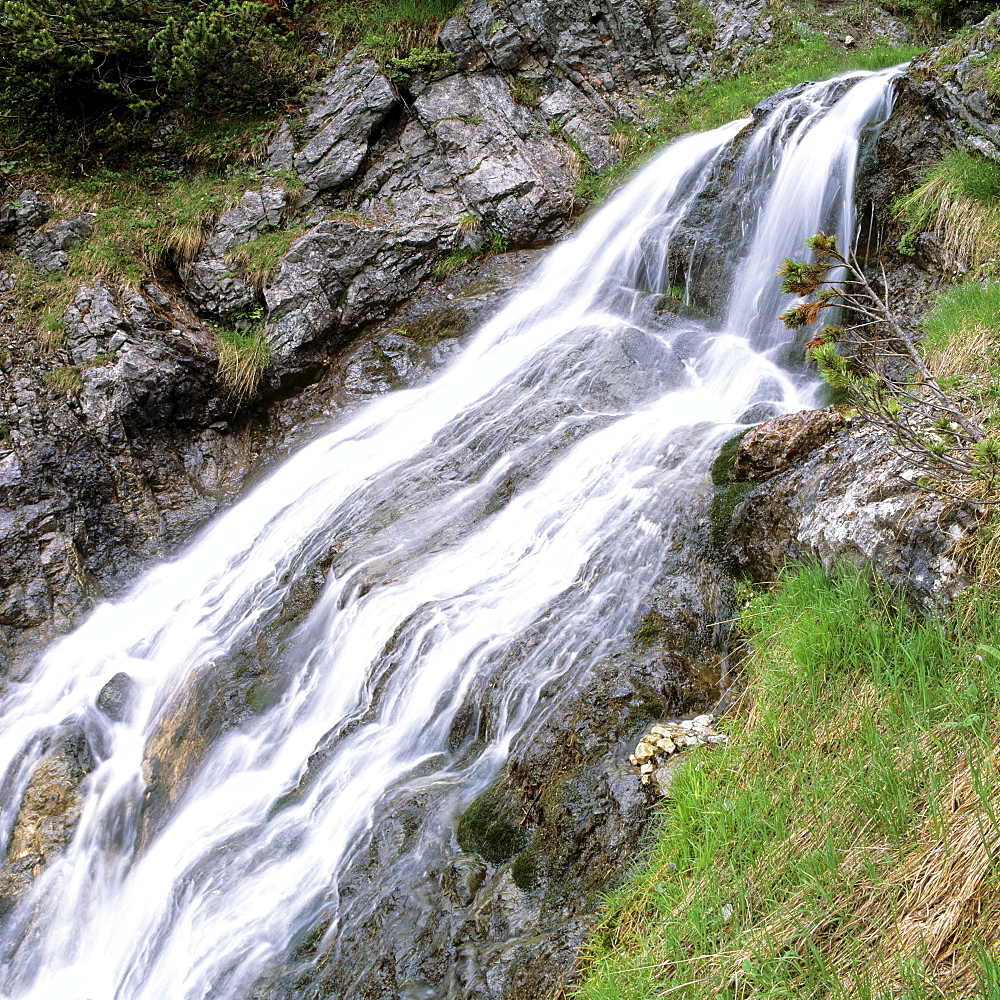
725, 418, 978, 609
730, 406, 847, 482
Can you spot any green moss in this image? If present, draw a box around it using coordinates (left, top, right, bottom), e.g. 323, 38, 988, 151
635, 608, 670, 649
511, 847, 539, 891
403, 305, 471, 346
710, 429, 750, 487
457, 784, 528, 864
709, 482, 754, 551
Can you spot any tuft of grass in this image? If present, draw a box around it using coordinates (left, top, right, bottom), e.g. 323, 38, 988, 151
577, 562, 1000, 1000
42, 352, 114, 394
510, 76, 543, 107
309, 0, 461, 66
433, 229, 507, 278
214, 321, 271, 400
226, 224, 308, 291
894, 151, 1000, 276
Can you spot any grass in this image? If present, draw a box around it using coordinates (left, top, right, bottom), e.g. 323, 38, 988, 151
309, 0, 462, 66
895, 151, 1000, 277
433, 229, 508, 278
226, 224, 308, 292
577, 562, 1000, 1000
578, 36, 921, 205
214, 321, 271, 400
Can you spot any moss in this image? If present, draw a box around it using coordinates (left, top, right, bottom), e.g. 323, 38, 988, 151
710, 429, 750, 487
403, 305, 471, 346
511, 846, 539, 891
709, 482, 754, 551
457, 784, 527, 864
635, 608, 670, 649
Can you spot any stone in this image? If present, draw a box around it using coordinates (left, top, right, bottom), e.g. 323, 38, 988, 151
728, 421, 979, 610
730, 407, 847, 482
281, 56, 398, 196
16, 214, 96, 273
97, 671, 137, 722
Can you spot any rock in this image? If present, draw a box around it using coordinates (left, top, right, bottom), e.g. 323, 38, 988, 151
730, 407, 847, 482
97, 671, 137, 722
16, 214, 96, 274
271, 56, 398, 196
413, 73, 574, 245
2, 189, 50, 232
0, 731, 95, 910
727, 420, 979, 609
179, 186, 287, 317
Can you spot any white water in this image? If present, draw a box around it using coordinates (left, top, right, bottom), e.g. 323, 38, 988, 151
0, 68, 899, 1000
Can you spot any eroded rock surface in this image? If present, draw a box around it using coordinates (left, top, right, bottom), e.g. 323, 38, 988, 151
727, 420, 978, 609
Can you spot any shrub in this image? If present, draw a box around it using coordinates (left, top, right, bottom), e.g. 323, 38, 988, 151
0, 0, 303, 135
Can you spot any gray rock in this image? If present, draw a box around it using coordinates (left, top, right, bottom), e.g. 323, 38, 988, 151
16, 214, 96, 274
97, 671, 137, 722
283, 56, 398, 195
179, 186, 287, 317
727, 421, 978, 609
64, 281, 128, 365
414, 73, 573, 244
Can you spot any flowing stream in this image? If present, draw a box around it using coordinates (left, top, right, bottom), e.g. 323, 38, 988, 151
0, 68, 900, 1000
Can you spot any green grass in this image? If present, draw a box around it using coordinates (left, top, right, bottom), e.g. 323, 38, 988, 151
924, 281, 1000, 355
226, 224, 309, 291
310, 0, 462, 65
895, 151, 1000, 277
580, 37, 921, 205
578, 563, 1000, 1000
214, 321, 271, 400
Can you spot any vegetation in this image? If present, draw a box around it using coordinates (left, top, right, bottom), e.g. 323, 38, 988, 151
895, 150, 1000, 276
778, 231, 1000, 501
433, 230, 507, 278
226, 223, 308, 290
579, 562, 1000, 1000
213, 315, 271, 398
575, 36, 921, 204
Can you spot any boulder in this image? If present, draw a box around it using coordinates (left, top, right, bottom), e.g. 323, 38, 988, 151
727, 421, 979, 609
730, 406, 847, 482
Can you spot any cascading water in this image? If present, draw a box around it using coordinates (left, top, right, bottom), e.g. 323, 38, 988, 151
0, 67, 900, 1000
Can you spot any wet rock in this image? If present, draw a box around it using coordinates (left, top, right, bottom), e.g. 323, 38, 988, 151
730, 406, 847, 482
727, 420, 979, 609
97, 671, 137, 722
0, 731, 95, 910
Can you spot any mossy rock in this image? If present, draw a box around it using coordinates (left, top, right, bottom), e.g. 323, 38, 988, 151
710, 428, 750, 486
405, 306, 471, 347
457, 784, 527, 864
511, 845, 539, 891
709, 481, 754, 550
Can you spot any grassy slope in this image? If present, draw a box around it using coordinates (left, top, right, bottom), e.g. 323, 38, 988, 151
578, 564, 1000, 1000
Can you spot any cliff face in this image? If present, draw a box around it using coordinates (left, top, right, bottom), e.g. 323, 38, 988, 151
0, 0, 792, 666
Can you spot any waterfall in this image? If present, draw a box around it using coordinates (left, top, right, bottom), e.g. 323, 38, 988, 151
0, 68, 900, 1000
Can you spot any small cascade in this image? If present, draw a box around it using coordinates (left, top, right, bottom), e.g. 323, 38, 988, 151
0, 67, 901, 1000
